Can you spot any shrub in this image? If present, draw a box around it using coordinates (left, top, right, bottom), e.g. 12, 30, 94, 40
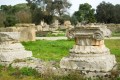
4, 15, 17, 27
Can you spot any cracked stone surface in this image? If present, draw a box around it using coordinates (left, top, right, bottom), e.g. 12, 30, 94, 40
0, 32, 32, 64
60, 24, 117, 72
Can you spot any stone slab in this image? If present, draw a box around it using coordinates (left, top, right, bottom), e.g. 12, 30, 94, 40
60, 54, 116, 72
0, 51, 32, 62
0, 43, 32, 62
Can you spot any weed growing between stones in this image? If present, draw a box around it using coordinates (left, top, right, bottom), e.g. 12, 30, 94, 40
0, 64, 120, 80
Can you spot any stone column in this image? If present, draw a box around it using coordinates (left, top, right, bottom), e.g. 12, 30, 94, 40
60, 24, 116, 72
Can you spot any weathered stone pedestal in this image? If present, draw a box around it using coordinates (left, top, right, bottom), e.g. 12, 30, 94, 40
0, 32, 32, 64
60, 25, 116, 73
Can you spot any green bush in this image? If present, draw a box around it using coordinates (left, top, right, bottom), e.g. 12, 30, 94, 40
4, 15, 17, 27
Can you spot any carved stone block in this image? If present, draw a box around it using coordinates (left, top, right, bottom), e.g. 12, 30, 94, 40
0, 32, 32, 63
60, 24, 116, 72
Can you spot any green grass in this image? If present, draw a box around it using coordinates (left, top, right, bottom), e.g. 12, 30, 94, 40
112, 32, 120, 37
22, 40, 74, 61
22, 39, 120, 62
105, 39, 120, 62
0, 65, 43, 80
0, 64, 85, 80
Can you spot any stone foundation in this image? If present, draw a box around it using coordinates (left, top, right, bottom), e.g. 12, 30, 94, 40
60, 54, 116, 72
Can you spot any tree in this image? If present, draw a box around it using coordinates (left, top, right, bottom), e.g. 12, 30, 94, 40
113, 4, 120, 23
1, 5, 18, 15
58, 14, 71, 24
0, 5, 17, 27
26, 0, 71, 24
32, 8, 44, 25
52, 0, 71, 16
71, 15, 78, 25
15, 10, 32, 23
96, 1, 114, 23
4, 15, 17, 27
73, 3, 96, 23
0, 4, 31, 27
0, 11, 6, 27
26, 0, 49, 24
26, 0, 71, 16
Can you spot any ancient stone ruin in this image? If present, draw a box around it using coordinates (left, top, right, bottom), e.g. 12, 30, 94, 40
0, 32, 32, 65
60, 24, 116, 74
0, 23, 36, 42
0, 32, 55, 74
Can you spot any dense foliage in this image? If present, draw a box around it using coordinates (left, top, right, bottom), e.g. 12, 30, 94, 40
96, 1, 120, 23
26, 0, 71, 24
4, 15, 17, 27
72, 3, 96, 24
0, 4, 31, 27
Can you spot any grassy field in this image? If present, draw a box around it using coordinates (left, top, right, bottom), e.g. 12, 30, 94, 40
0, 39, 120, 80
105, 39, 120, 62
112, 32, 120, 37
0, 65, 43, 80
22, 39, 120, 62
22, 40, 74, 61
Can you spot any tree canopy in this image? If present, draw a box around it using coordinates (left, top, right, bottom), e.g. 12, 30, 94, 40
26, 0, 71, 16
0, 3, 31, 27
72, 3, 96, 24
96, 1, 120, 23
26, 0, 71, 24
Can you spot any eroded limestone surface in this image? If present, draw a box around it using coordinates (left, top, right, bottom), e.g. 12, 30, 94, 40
0, 32, 32, 63
60, 24, 116, 72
